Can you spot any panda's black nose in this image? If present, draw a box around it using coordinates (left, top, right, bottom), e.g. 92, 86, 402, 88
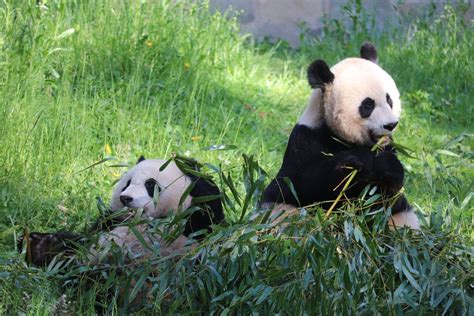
383, 122, 398, 131
120, 195, 133, 205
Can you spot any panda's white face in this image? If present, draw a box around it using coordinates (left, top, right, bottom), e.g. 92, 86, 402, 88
325, 58, 401, 146
110, 159, 192, 218
299, 53, 402, 147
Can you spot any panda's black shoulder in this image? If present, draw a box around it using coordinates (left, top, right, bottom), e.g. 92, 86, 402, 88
281, 123, 345, 168
287, 123, 327, 151
188, 174, 223, 219
183, 173, 225, 240
262, 124, 342, 205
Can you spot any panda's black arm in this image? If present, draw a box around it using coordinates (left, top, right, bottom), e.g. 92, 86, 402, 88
321, 143, 405, 194
18, 231, 83, 266
262, 146, 407, 211
262, 124, 405, 207
263, 124, 376, 206
389, 193, 411, 215
373, 150, 405, 194
262, 177, 300, 206
315, 147, 376, 200
322, 147, 408, 213
372, 148, 410, 215
262, 147, 376, 206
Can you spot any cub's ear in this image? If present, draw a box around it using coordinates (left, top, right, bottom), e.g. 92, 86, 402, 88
360, 42, 378, 63
307, 59, 334, 89
137, 155, 146, 164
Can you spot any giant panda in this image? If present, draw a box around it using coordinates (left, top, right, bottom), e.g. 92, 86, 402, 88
19, 156, 225, 265
262, 43, 420, 230
110, 156, 224, 236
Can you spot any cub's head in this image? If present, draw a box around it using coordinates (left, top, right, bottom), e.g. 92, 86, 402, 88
110, 156, 192, 218
306, 43, 401, 146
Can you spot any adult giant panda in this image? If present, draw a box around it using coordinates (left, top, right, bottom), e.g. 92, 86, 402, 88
262, 43, 420, 230
19, 156, 225, 265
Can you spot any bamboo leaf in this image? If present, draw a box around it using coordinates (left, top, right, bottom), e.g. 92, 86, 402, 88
191, 194, 221, 203
283, 177, 301, 206
76, 157, 115, 173
129, 226, 152, 251
201, 144, 237, 151
55, 28, 75, 40
436, 149, 460, 157
128, 274, 147, 303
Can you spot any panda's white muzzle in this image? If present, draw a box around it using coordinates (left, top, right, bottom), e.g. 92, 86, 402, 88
368, 121, 398, 145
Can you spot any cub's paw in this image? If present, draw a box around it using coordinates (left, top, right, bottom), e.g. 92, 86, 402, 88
374, 151, 404, 189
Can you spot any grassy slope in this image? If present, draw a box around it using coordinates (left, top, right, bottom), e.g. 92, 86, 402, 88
0, 0, 301, 231
0, 0, 472, 314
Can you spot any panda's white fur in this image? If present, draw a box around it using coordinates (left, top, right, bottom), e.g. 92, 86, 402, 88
299, 58, 401, 147
91, 224, 191, 263
389, 209, 420, 230
110, 159, 193, 219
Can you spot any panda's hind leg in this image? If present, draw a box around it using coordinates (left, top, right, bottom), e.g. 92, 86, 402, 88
388, 208, 420, 230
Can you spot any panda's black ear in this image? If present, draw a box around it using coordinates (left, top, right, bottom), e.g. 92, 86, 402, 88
137, 155, 146, 164
360, 42, 378, 63
307, 60, 334, 89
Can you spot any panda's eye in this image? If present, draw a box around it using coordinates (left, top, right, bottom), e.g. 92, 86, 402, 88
121, 179, 131, 192
386, 93, 393, 109
359, 98, 375, 118
145, 179, 160, 197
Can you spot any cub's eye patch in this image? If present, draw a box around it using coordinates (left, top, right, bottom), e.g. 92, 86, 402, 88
145, 179, 161, 197
386, 93, 393, 109
122, 179, 131, 192
359, 98, 375, 118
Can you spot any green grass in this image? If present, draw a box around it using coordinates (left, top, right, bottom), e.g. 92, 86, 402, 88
0, 0, 472, 314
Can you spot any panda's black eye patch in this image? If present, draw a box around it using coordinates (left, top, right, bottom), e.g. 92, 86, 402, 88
359, 98, 375, 118
145, 179, 160, 197
386, 93, 393, 109
122, 179, 131, 192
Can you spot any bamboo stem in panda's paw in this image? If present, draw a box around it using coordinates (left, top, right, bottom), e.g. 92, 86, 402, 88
324, 135, 390, 219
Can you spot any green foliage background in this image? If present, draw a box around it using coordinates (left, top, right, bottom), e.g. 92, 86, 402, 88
0, 0, 472, 314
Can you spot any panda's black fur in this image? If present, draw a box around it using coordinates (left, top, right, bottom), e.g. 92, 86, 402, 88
183, 172, 225, 240
262, 123, 409, 213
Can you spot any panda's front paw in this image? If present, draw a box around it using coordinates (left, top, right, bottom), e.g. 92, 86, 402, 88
336, 148, 374, 178
374, 151, 404, 190
337, 155, 364, 171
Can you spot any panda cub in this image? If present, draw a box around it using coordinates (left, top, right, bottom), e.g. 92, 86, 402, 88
20, 156, 225, 265
91, 156, 225, 260
262, 43, 419, 230
111, 156, 224, 231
